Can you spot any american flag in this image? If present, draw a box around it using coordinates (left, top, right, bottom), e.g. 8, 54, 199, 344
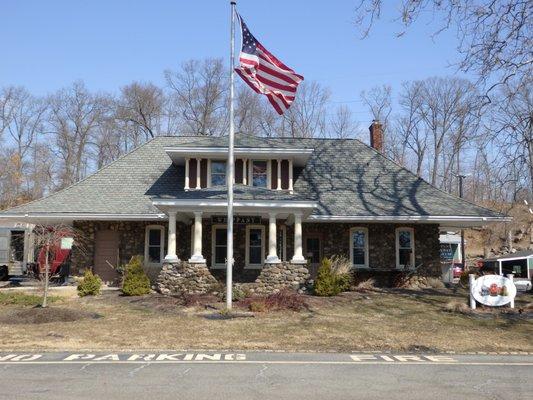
235, 14, 304, 115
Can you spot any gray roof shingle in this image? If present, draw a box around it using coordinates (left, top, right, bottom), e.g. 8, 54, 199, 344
1, 133, 503, 219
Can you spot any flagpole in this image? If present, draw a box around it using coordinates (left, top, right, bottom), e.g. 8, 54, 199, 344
226, 0, 236, 310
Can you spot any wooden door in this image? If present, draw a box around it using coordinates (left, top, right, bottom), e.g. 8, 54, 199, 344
94, 230, 120, 283
304, 233, 323, 278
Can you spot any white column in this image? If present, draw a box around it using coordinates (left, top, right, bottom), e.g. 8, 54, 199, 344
291, 212, 306, 264
288, 159, 294, 193
189, 211, 206, 263
196, 158, 202, 189
277, 159, 282, 190
184, 158, 190, 190
265, 212, 280, 264
165, 211, 179, 262
242, 158, 247, 185
207, 159, 212, 188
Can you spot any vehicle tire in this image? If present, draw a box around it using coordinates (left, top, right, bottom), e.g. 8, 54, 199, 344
0, 266, 8, 281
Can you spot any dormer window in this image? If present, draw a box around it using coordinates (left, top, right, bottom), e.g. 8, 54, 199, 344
252, 161, 268, 187
210, 160, 226, 186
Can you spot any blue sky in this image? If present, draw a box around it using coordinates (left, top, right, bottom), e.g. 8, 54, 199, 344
1, 0, 471, 125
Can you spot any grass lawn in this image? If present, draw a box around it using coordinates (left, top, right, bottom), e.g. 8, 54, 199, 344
0, 287, 531, 353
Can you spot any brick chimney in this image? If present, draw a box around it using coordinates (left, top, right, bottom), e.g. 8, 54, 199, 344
369, 120, 383, 152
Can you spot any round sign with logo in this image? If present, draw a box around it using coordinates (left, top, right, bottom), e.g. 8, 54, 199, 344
471, 275, 517, 307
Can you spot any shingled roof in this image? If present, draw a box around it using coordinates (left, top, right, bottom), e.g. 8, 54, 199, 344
1, 133, 504, 221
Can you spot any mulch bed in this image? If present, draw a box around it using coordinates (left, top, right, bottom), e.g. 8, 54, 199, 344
0, 307, 102, 325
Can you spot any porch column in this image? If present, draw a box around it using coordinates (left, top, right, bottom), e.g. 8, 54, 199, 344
288, 159, 294, 193
165, 211, 179, 262
184, 158, 190, 190
196, 158, 202, 189
189, 211, 206, 263
277, 159, 282, 190
265, 212, 281, 264
242, 158, 247, 185
291, 212, 306, 264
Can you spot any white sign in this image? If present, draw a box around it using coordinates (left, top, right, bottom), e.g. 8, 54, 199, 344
470, 274, 516, 308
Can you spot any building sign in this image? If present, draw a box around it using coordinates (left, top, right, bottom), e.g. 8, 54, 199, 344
470, 274, 516, 308
440, 244, 454, 261
211, 216, 262, 224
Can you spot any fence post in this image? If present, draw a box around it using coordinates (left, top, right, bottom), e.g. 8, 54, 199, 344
469, 274, 476, 309
507, 274, 514, 308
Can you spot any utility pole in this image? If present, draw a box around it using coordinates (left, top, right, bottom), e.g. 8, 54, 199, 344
457, 174, 467, 271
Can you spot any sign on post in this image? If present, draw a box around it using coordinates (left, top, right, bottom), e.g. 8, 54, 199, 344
469, 274, 517, 309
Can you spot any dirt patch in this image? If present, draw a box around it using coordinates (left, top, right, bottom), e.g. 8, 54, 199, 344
0, 307, 102, 325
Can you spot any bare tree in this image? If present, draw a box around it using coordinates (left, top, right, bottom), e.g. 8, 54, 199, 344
395, 81, 426, 175
3, 88, 47, 199
280, 81, 330, 138
32, 224, 88, 307
355, 0, 533, 99
47, 81, 106, 188
165, 59, 228, 136
116, 82, 164, 140
491, 79, 533, 199
360, 85, 392, 146
329, 105, 361, 139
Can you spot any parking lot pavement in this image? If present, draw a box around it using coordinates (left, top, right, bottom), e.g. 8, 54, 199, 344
0, 352, 531, 399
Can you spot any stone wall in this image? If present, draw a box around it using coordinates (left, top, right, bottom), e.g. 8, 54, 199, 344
252, 262, 310, 295
156, 261, 218, 295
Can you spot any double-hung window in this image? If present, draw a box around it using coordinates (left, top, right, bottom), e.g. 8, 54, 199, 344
396, 227, 415, 269
245, 225, 265, 268
212, 226, 227, 268
251, 161, 268, 188
145, 225, 165, 266
350, 227, 368, 268
210, 160, 226, 186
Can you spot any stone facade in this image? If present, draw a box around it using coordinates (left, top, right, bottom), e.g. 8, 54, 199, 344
71, 219, 441, 288
71, 220, 190, 278
252, 262, 310, 294
156, 261, 218, 295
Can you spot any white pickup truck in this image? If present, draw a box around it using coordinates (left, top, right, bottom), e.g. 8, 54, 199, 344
0, 226, 33, 280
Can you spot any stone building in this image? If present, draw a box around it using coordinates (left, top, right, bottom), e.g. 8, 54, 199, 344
0, 123, 506, 291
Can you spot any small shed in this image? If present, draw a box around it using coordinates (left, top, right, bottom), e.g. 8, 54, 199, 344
482, 250, 533, 291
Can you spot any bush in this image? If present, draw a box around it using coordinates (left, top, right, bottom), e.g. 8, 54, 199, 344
314, 258, 352, 296
221, 284, 250, 302
352, 278, 377, 292
121, 256, 151, 296
243, 289, 307, 312
77, 270, 102, 297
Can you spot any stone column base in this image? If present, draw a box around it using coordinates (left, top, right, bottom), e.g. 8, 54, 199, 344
156, 261, 218, 295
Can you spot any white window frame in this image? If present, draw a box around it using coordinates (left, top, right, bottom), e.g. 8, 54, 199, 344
249, 160, 271, 189
245, 224, 265, 269
209, 159, 226, 187
144, 225, 165, 267
277, 225, 287, 262
349, 227, 369, 268
211, 224, 227, 269
396, 227, 415, 270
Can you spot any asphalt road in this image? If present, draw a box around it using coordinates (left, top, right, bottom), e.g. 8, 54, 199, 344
0, 352, 531, 400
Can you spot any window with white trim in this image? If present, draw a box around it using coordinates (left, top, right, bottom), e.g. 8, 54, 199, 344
211, 225, 227, 268
251, 160, 268, 188
350, 227, 368, 268
396, 227, 415, 269
210, 160, 226, 186
145, 225, 165, 266
245, 225, 265, 268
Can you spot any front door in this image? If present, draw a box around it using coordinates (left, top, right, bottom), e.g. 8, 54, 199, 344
94, 230, 120, 284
